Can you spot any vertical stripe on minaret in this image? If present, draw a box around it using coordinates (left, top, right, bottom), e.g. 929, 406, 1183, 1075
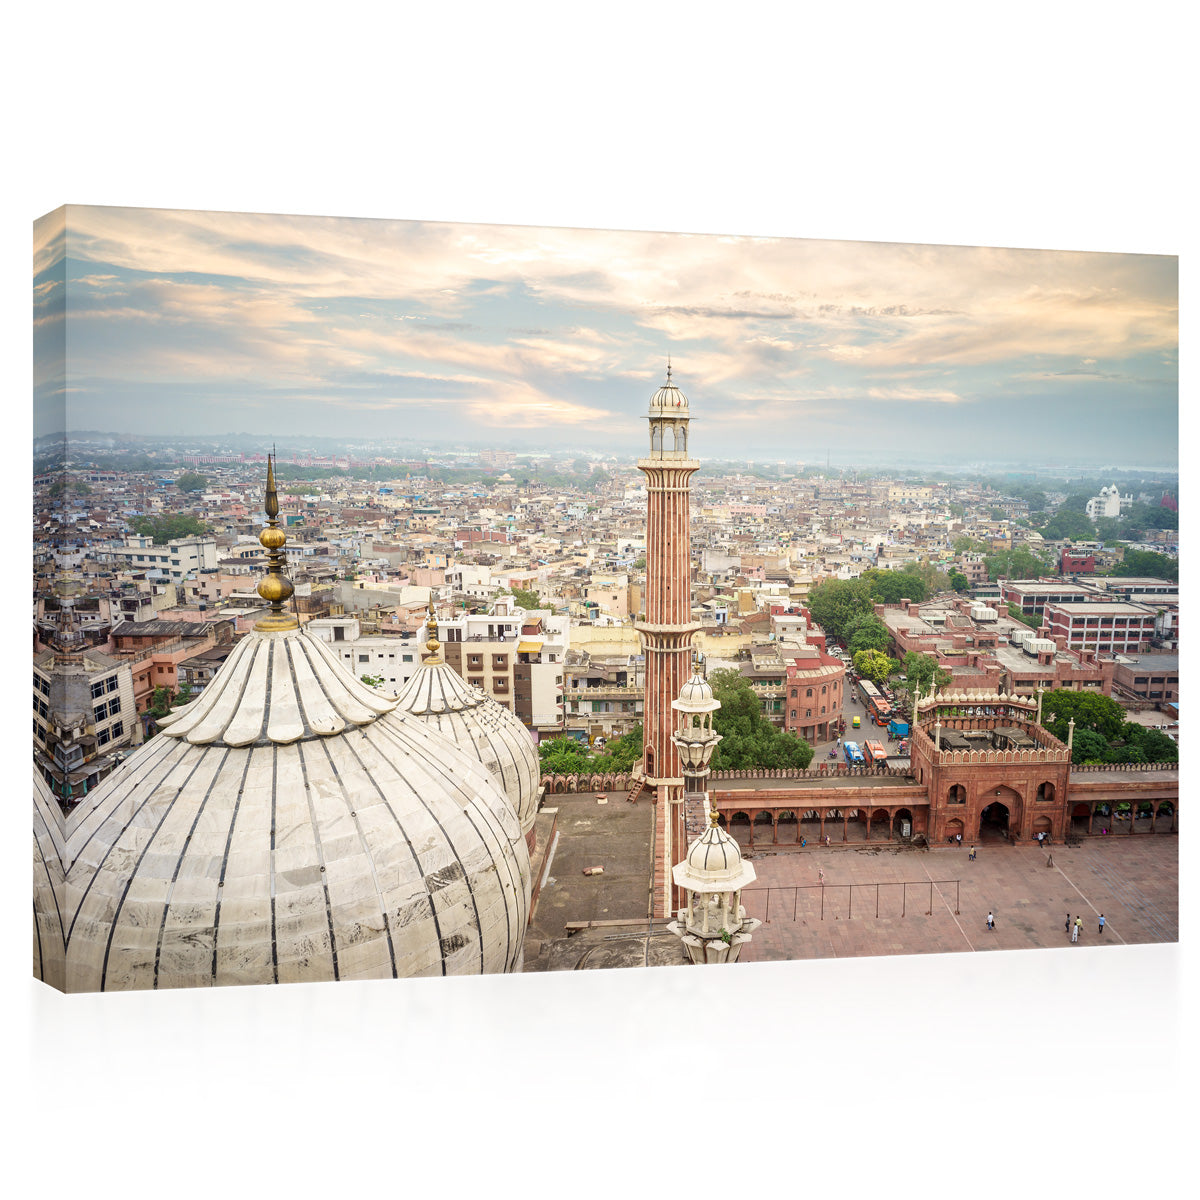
634, 366, 700, 917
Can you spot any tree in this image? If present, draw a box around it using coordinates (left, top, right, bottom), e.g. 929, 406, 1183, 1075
1041, 689, 1125, 742
592, 725, 643, 772
1006, 606, 1042, 630
985, 544, 1052, 581
901, 651, 951, 695
171, 682, 193, 706
860, 568, 927, 604
707, 669, 814, 771
1040, 508, 1095, 541
845, 613, 892, 656
510, 587, 541, 610
947, 570, 970, 593
1110, 549, 1177, 582
1070, 728, 1110, 765
538, 736, 593, 776
1123, 725, 1177, 763
360, 673, 386, 689
853, 649, 897, 686
128, 514, 208, 545
805, 578, 874, 641
147, 686, 174, 718
176, 471, 208, 492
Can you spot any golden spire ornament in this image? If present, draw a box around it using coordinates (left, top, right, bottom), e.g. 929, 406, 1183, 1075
423, 596, 443, 664
254, 453, 299, 632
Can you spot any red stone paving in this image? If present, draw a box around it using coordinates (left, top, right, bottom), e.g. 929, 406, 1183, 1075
737, 834, 1178, 964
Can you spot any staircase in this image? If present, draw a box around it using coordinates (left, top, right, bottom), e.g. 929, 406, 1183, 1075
626, 776, 646, 805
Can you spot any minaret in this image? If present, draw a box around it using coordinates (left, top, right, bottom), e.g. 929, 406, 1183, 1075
635, 363, 700, 917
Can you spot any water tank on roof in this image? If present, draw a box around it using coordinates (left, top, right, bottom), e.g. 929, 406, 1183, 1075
1024, 638, 1056, 656
970, 604, 998, 621
1012, 628, 1034, 646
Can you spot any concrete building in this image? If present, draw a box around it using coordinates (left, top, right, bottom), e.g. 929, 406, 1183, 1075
33, 648, 138, 802
1109, 654, 1180, 704
107, 533, 218, 581
1042, 600, 1157, 655
1085, 484, 1132, 521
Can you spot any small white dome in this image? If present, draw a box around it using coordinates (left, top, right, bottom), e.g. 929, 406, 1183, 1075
393, 659, 540, 840
672, 671, 721, 714
673, 817, 757, 893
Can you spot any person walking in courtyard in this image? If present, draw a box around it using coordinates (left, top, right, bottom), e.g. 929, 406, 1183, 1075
1099, 913, 1106, 935
818, 866, 825, 885
968, 846, 976, 861
1072, 916, 1081, 942
1065, 913, 1071, 936
956, 832, 962, 847
986, 911, 995, 930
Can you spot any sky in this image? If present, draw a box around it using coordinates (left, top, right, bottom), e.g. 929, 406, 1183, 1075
33, 205, 1178, 468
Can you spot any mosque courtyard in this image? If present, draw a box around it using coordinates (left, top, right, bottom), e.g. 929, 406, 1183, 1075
523, 789, 1178, 970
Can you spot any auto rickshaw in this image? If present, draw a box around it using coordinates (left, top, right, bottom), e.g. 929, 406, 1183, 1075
852, 715, 861, 728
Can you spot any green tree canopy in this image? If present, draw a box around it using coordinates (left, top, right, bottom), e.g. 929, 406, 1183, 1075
176, 471, 208, 492
947, 570, 970, 593
1110, 549, 1177, 582
510, 587, 541, 610
592, 725, 643, 773
538, 736, 593, 775
805, 578, 874, 641
901, 651, 951, 695
707, 669, 814, 771
1070, 728, 1111, 764
128, 514, 209, 544
1039, 508, 1096, 541
845, 612, 892, 656
852, 649, 897, 686
860, 568, 927, 604
984, 544, 1053, 581
1041, 688, 1125, 742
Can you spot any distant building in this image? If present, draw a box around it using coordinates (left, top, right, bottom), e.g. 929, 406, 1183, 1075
1084, 484, 1132, 521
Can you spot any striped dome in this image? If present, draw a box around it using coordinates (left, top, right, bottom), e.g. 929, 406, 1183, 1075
392, 659, 540, 840
33, 771, 67, 991
46, 627, 530, 993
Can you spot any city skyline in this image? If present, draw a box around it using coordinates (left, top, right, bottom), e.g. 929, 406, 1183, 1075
34, 205, 1178, 466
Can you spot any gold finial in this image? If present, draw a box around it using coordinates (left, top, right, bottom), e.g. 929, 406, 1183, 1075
423, 596, 443, 663
709, 804, 721, 828
254, 452, 298, 632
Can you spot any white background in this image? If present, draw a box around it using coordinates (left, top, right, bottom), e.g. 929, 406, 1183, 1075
6, 4, 1192, 1197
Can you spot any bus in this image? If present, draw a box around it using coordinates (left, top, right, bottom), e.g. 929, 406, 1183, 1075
843, 740, 865, 765
863, 739, 888, 765
857, 679, 892, 726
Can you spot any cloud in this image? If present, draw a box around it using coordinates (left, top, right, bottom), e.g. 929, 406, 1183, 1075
41, 206, 1178, 457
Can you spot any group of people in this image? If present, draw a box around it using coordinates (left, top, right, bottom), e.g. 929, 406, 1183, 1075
1067, 913, 1106, 941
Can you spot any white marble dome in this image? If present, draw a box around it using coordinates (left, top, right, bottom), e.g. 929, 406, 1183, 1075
649, 364, 689, 415
675, 672, 719, 713
674, 818, 756, 892
33, 770, 67, 991
392, 653, 540, 843
55, 626, 530, 993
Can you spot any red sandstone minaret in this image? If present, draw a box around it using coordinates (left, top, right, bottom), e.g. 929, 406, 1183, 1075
634, 364, 700, 916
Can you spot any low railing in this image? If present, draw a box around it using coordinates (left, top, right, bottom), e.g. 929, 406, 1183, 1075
1068, 761, 1178, 773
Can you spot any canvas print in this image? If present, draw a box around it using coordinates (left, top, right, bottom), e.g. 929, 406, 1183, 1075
33, 206, 1178, 992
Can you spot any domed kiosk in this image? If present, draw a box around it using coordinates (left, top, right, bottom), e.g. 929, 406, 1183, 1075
667, 807, 761, 965
45, 457, 531, 993
391, 605, 542, 851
